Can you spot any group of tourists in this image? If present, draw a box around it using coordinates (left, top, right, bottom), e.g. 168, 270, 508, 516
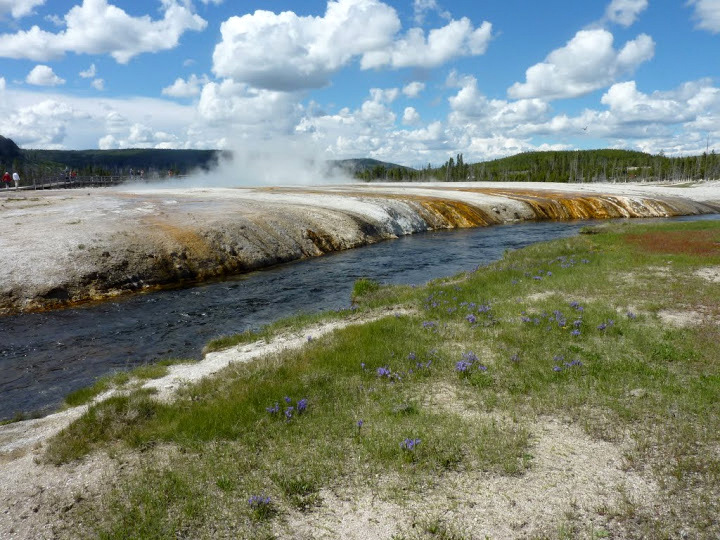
2, 171, 20, 189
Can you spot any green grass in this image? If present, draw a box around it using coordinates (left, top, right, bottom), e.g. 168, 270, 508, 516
46, 220, 720, 539
62, 358, 195, 407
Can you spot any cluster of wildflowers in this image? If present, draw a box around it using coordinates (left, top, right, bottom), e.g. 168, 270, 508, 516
552, 357, 583, 372
597, 319, 614, 331
400, 438, 421, 451
422, 320, 438, 330
267, 396, 308, 421
455, 351, 487, 375
248, 495, 274, 519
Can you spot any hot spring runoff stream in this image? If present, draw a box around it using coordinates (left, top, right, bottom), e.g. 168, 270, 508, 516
1, 215, 717, 420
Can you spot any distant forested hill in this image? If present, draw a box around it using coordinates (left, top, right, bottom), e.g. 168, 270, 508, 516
354, 149, 720, 183
0, 136, 225, 180
2, 135, 718, 184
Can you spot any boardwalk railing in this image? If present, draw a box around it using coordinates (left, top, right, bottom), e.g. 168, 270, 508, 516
3, 174, 186, 191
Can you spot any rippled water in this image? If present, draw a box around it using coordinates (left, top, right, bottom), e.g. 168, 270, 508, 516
1, 215, 717, 420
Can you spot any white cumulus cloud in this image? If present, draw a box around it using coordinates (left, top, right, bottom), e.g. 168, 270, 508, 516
688, 0, 720, 33
508, 29, 655, 100
0, 0, 207, 63
162, 74, 211, 98
402, 106, 421, 125
402, 81, 426, 98
0, 0, 45, 19
212, 0, 492, 91
212, 0, 401, 91
91, 78, 104, 90
360, 18, 492, 70
605, 0, 648, 27
79, 63, 96, 78
26, 65, 65, 86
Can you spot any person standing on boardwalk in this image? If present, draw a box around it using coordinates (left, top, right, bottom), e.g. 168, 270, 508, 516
12, 171, 20, 188
2, 171, 10, 188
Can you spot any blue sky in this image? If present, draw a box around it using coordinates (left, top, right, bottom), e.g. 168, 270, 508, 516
0, 0, 718, 166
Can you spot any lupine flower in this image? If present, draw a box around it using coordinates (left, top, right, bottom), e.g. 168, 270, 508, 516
307, 336, 313, 342
553, 354, 565, 362
571, 329, 581, 336
521, 316, 531, 323
466, 314, 477, 324
456, 361, 471, 372
533, 276, 543, 280
408, 352, 416, 361
627, 311, 637, 320
400, 438, 421, 450
248, 495, 271, 507
462, 351, 478, 363
357, 419, 364, 428
297, 398, 307, 413
361, 362, 366, 369
597, 323, 607, 331
266, 403, 279, 414
377, 367, 391, 377
569, 301, 579, 309
573, 319, 582, 328
553, 366, 563, 372
284, 407, 294, 420
547, 271, 553, 276
511, 279, 519, 285
478, 304, 491, 313
284, 396, 292, 404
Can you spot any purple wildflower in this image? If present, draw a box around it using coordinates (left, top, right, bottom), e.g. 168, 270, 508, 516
400, 438, 421, 451
466, 314, 477, 324
456, 361, 471, 372
361, 362, 365, 370
571, 329, 581, 336
307, 335, 313, 342
284, 396, 292, 404
408, 352, 416, 361
597, 323, 607, 331
266, 403, 279, 414
248, 495, 272, 507
297, 398, 308, 413
284, 407, 294, 420
627, 311, 637, 320
553, 366, 563, 372
510, 353, 520, 363
377, 367, 391, 378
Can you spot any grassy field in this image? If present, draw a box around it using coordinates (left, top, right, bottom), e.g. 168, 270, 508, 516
46, 219, 720, 539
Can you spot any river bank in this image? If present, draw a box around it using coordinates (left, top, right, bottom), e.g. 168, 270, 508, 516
0, 218, 718, 538
1, 181, 718, 315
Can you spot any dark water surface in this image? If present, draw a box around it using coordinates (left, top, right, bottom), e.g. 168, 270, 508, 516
1, 215, 717, 420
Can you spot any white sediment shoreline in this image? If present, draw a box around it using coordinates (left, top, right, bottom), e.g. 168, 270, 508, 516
1, 181, 718, 316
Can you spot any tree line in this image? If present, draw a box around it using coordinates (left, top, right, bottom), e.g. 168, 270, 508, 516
355, 149, 720, 183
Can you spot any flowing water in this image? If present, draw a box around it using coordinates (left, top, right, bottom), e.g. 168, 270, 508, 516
1, 215, 717, 420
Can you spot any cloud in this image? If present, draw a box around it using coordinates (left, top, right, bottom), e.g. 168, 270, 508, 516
212, 0, 492, 91
162, 74, 211, 98
360, 18, 493, 70
197, 80, 302, 134
212, 0, 401, 91
26, 65, 66, 86
449, 75, 549, 130
402, 106, 421, 125
0, 99, 84, 147
0, 0, 207, 63
92, 78, 105, 90
688, 0, 720, 33
0, 0, 45, 19
413, 0, 450, 25
0, 77, 5, 91
402, 81, 426, 98
79, 63, 96, 78
508, 29, 654, 100
605, 0, 648, 26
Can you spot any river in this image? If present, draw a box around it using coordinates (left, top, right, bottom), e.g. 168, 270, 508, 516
1, 215, 717, 420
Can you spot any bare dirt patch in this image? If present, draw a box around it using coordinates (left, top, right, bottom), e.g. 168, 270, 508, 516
695, 266, 720, 283
279, 419, 657, 539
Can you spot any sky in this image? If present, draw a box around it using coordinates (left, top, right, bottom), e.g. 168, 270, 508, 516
0, 0, 718, 167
